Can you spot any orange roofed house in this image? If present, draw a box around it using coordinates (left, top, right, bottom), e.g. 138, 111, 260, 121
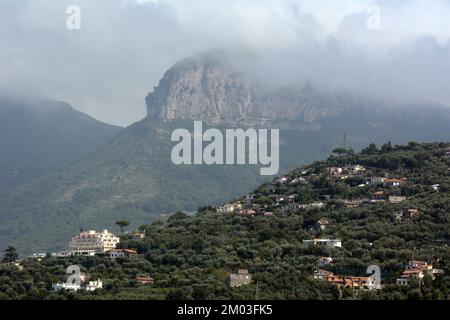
397, 261, 444, 285
314, 270, 379, 290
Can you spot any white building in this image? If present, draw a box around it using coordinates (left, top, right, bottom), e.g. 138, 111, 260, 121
303, 239, 342, 248
396, 261, 444, 286
52, 282, 82, 291
69, 229, 120, 256
28, 253, 47, 259
85, 279, 103, 291
230, 269, 252, 288
345, 164, 366, 175
216, 204, 238, 214
383, 179, 406, 187
327, 167, 343, 176
367, 177, 386, 186
389, 196, 407, 204
51, 251, 71, 258
52, 279, 102, 292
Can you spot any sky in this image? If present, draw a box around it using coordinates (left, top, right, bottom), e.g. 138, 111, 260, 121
1, 0, 450, 126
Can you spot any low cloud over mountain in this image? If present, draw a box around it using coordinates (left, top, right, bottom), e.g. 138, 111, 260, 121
1, 0, 450, 126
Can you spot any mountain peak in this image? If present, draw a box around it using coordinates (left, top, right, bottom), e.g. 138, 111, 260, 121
145, 50, 255, 124
144, 51, 363, 127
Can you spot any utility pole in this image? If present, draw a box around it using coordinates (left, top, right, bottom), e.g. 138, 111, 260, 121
255, 281, 260, 300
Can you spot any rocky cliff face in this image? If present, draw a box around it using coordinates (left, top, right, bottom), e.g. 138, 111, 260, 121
146, 53, 255, 125
145, 52, 359, 128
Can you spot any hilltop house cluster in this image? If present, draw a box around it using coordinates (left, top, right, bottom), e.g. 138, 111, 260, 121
215, 162, 423, 223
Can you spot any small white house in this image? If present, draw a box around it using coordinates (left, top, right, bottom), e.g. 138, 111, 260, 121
230, 269, 252, 288
52, 282, 82, 292
216, 204, 236, 214
85, 279, 103, 291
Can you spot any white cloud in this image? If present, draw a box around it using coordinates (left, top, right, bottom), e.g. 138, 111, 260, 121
1, 0, 450, 125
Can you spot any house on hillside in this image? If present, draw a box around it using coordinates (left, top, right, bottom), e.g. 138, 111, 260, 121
383, 179, 406, 188
230, 269, 252, 288
109, 249, 138, 259
337, 199, 362, 208
136, 276, 155, 285
132, 231, 146, 241
237, 209, 256, 217
315, 219, 330, 232
314, 269, 334, 280
372, 191, 385, 200
367, 177, 386, 186
344, 164, 366, 175
69, 229, 120, 256
327, 167, 343, 176
397, 261, 444, 286
53, 275, 102, 292
303, 239, 342, 248
274, 176, 290, 184
216, 204, 236, 214
242, 194, 255, 205
290, 177, 308, 186
389, 196, 407, 204
317, 257, 334, 267
316, 271, 379, 290
403, 209, 421, 220
85, 280, 103, 291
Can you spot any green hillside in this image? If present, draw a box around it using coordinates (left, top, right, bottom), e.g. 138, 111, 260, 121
0, 96, 121, 190
1, 142, 449, 300
2, 101, 450, 256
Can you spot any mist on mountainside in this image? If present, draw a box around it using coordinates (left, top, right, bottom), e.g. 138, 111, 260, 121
2, 0, 450, 126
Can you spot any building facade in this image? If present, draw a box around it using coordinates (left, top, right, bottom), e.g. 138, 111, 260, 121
230, 269, 252, 288
303, 239, 342, 248
69, 229, 120, 256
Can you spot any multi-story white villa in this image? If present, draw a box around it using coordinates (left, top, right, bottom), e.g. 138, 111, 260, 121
69, 229, 120, 256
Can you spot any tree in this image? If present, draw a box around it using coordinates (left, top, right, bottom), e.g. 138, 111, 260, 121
362, 143, 379, 155
333, 148, 348, 157
381, 141, 393, 153
2, 246, 19, 265
168, 211, 189, 223
332, 148, 348, 165
115, 220, 130, 235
